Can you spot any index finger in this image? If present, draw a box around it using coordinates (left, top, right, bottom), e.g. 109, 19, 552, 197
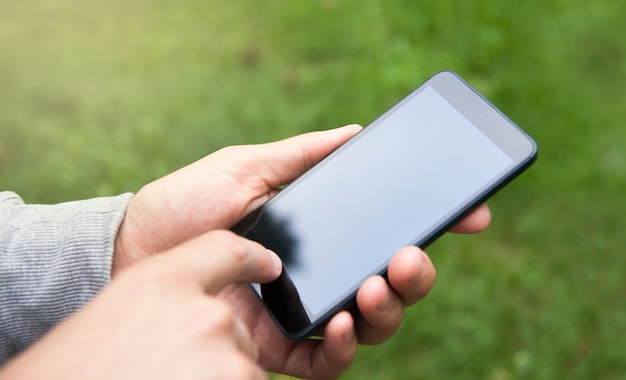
448, 203, 491, 234
159, 230, 282, 295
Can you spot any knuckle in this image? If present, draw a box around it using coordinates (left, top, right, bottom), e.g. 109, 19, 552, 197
192, 299, 236, 336
209, 302, 237, 332
209, 230, 254, 264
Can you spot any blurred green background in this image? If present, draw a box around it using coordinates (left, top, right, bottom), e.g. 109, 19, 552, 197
1, 0, 625, 378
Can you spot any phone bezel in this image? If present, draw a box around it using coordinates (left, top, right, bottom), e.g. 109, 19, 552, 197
236, 70, 538, 340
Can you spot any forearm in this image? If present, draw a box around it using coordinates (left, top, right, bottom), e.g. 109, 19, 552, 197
0, 191, 132, 365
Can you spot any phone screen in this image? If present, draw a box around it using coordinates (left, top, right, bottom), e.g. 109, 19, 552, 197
236, 71, 537, 339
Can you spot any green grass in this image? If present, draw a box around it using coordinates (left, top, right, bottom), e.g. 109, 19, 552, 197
1, 0, 625, 378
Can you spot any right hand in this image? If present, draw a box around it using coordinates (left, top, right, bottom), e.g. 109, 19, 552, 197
0, 230, 282, 380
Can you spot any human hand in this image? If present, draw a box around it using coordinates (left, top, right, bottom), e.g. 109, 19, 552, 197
217, 206, 490, 379
113, 125, 367, 272
0, 231, 282, 380
113, 125, 491, 379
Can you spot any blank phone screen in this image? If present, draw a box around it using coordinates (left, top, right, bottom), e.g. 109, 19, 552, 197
244, 84, 522, 336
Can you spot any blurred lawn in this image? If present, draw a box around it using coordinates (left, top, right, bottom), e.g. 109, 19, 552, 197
1, 0, 625, 379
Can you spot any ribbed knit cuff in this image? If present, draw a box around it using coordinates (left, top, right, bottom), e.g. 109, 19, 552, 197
0, 192, 133, 364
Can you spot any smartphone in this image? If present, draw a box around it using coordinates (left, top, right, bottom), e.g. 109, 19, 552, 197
233, 71, 537, 340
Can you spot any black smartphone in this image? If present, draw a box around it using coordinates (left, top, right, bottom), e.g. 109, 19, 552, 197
233, 71, 537, 340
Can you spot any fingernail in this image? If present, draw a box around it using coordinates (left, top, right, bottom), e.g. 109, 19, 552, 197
409, 252, 427, 286
268, 249, 282, 274
416, 252, 427, 279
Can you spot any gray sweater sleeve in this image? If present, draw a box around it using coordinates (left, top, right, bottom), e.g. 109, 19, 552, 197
0, 191, 133, 365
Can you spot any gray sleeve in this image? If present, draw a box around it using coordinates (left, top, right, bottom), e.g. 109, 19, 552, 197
0, 191, 133, 365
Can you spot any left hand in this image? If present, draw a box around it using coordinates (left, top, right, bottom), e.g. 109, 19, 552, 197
113, 125, 491, 379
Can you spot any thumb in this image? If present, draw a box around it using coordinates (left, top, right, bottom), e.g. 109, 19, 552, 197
212, 124, 363, 190
156, 230, 282, 295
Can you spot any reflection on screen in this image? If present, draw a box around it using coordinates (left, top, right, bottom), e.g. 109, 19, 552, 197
246, 87, 513, 329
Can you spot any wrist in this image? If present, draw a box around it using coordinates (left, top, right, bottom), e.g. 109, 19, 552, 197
111, 197, 149, 279
111, 221, 129, 279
